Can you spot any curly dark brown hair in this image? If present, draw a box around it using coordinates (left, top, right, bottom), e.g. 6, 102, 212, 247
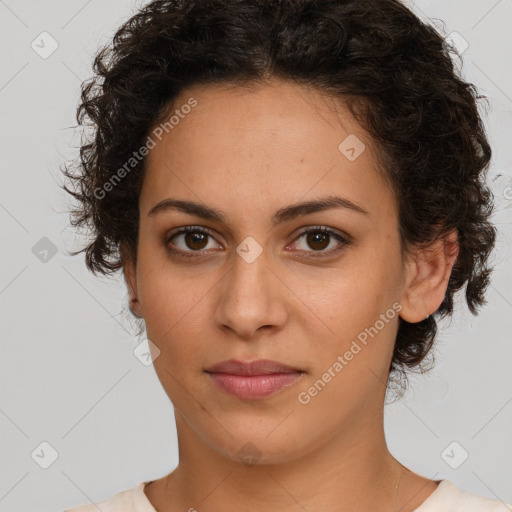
61, 0, 496, 398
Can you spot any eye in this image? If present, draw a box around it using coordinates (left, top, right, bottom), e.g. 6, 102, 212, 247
165, 226, 222, 258
288, 226, 351, 257
165, 225, 351, 259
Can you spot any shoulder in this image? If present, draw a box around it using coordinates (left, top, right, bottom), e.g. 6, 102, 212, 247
63, 481, 155, 512
415, 480, 512, 512
453, 483, 512, 512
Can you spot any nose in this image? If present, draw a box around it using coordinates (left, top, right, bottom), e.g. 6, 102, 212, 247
213, 247, 288, 341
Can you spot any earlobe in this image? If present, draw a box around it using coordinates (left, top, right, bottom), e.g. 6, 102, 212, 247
129, 297, 143, 318
399, 229, 459, 323
123, 260, 137, 300
121, 244, 142, 318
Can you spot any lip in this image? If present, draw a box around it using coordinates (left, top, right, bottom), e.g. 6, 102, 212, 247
205, 358, 303, 375
207, 372, 304, 400
205, 359, 305, 400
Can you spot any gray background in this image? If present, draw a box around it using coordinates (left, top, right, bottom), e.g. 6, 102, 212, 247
1, 0, 511, 510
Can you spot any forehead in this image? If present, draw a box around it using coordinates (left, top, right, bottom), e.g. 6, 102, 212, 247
140, 79, 396, 223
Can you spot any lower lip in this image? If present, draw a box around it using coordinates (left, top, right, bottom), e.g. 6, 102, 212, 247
207, 371, 304, 400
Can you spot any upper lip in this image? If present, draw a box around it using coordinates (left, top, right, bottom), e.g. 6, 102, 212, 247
205, 359, 303, 376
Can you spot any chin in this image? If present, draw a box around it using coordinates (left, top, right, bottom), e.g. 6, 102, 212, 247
206, 429, 314, 467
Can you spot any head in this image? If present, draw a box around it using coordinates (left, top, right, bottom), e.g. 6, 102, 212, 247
62, 0, 495, 464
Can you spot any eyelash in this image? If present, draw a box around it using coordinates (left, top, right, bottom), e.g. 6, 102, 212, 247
165, 225, 351, 259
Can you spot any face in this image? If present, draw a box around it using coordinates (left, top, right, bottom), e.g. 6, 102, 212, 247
125, 79, 413, 465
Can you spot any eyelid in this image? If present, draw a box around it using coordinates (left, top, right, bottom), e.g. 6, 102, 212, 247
289, 225, 352, 244
286, 225, 352, 258
165, 224, 352, 257
164, 225, 221, 257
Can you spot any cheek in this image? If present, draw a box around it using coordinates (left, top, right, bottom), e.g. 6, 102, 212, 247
136, 234, 193, 329
299, 245, 402, 375
307, 255, 398, 331
297, 282, 398, 415
136, 252, 216, 357
140, 275, 207, 343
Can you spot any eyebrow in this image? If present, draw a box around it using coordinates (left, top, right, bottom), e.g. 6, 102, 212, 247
147, 195, 369, 225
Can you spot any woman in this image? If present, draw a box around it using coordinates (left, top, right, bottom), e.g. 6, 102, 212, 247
61, 0, 508, 510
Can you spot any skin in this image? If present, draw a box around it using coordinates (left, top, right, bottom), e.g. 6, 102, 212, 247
122, 78, 459, 512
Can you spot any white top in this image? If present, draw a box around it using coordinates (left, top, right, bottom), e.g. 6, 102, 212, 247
64, 479, 512, 512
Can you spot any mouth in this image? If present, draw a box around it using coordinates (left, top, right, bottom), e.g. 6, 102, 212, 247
204, 358, 303, 376
204, 359, 305, 400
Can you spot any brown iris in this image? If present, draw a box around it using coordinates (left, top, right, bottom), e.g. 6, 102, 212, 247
184, 231, 209, 250
305, 231, 330, 251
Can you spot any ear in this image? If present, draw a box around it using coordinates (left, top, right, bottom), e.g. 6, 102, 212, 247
120, 243, 142, 317
399, 229, 459, 323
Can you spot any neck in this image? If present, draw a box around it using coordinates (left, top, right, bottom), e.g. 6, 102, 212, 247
147, 407, 414, 512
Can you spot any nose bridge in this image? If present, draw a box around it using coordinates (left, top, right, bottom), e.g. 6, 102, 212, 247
226, 239, 272, 310
214, 239, 286, 338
